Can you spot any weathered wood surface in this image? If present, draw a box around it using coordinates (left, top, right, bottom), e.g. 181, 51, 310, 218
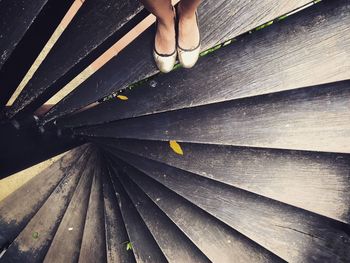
43, 152, 97, 263
78, 159, 106, 263
102, 166, 136, 263
0, 145, 88, 250
116, 163, 211, 263
58, 0, 350, 129
78, 82, 350, 154
0, 0, 48, 70
1, 148, 91, 263
99, 138, 350, 224
0, 0, 73, 109
116, 158, 283, 263
111, 150, 350, 262
43, 0, 314, 124
6, 0, 144, 118
108, 164, 167, 263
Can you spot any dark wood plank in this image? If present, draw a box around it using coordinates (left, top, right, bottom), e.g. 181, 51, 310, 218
57, 0, 350, 128
110, 150, 350, 262
108, 163, 167, 263
102, 164, 136, 263
78, 81, 350, 154
0, 0, 74, 109
0, 145, 89, 251
0, 0, 48, 70
78, 157, 106, 263
116, 158, 284, 263
115, 163, 211, 263
0, 117, 82, 179
5, 0, 145, 119
42, 151, 97, 263
43, 0, 314, 124
98, 138, 350, 224
0, 148, 92, 263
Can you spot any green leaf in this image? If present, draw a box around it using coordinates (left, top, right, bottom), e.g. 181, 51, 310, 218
126, 242, 133, 251
32, 232, 39, 239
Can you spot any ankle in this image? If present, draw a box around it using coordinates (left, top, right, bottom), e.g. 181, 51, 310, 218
177, 3, 196, 20
157, 6, 175, 29
157, 17, 174, 32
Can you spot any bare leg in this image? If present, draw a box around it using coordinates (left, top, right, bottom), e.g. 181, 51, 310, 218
140, 0, 176, 54
177, 0, 201, 49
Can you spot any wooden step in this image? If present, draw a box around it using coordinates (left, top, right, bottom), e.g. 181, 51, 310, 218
99, 138, 350, 224
0, 118, 82, 179
78, 154, 106, 263
108, 162, 168, 263
0, 0, 55, 70
42, 150, 97, 263
0, 145, 89, 250
115, 160, 211, 263
43, 0, 315, 123
6, 0, 145, 118
0, 0, 73, 109
77, 81, 350, 154
110, 149, 350, 262
0, 146, 93, 262
102, 163, 136, 263
115, 157, 284, 263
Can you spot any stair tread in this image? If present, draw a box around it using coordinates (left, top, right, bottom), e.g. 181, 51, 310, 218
102, 163, 136, 263
111, 149, 350, 262
6, 0, 144, 118
56, 0, 350, 128
0, 145, 89, 249
78, 81, 350, 154
0, 0, 49, 70
118, 158, 284, 263
108, 163, 167, 263
43, 0, 314, 123
78, 154, 106, 263
0, 147, 92, 262
99, 139, 350, 224
115, 161, 211, 263
0, 0, 74, 110
42, 150, 97, 263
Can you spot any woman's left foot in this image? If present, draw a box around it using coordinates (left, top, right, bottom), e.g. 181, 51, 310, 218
177, 4, 201, 68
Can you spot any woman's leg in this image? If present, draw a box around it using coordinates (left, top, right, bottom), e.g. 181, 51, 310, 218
140, 0, 176, 54
177, 0, 201, 49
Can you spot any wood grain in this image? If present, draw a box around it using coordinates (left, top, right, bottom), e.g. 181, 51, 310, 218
44, 0, 314, 124
0, 145, 88, 250
0, 0, 74, 109
43, 151, 97, 263
98, 138, 350, 224
116, 163, 211, 263
0, 148, 92, 262
78, 156, 106, 263
58, 0, 350, 128
7, 0, 144, 118
102, 164, 136, 263
111, 150, 350, 262
78, 82, 350, 154
108, 163, 167, 263
0, 0, 48, 69
117, 158, 284, 263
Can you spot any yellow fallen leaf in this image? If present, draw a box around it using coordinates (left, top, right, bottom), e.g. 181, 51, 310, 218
169, 140, 183, 155
117, 95, 128, 100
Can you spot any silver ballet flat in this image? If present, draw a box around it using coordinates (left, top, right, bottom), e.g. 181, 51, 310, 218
153, 48, 177, 73
177, 11, 201, 69
153, 9, 177, 73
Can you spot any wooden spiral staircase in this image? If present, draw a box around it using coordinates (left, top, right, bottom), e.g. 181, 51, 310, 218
1, 0, 350, 262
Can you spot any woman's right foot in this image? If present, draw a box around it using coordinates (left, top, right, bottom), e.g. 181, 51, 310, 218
176, 4, 201, 68
153, 7, 176, 73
